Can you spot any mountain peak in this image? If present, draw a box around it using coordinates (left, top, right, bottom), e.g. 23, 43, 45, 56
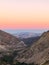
41, 30, 49, 37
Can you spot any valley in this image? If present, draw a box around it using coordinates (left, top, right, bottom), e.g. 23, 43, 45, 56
0, 30, 49, 65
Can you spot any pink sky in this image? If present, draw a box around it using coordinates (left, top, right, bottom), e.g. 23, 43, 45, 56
0, 0, 49, 29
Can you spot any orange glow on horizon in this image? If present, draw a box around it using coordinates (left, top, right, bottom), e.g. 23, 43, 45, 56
0, 0, 49, 29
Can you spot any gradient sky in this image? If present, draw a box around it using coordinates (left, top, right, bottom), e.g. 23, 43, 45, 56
0, 0, 49, 30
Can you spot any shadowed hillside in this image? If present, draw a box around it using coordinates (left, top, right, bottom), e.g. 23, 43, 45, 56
20, 36, 40, 46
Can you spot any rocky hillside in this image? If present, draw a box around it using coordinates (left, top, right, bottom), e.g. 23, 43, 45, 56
15, 31, 49, 65
0, 30, 26, 55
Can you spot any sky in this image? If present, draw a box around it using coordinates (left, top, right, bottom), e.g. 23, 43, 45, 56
0, 0, 49, 32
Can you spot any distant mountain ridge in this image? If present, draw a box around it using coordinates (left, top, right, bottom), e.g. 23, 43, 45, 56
13, 32, 41, 46
13, 32, 41, 39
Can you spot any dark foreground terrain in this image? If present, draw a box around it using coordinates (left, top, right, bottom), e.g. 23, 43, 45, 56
0, 55, 37, 65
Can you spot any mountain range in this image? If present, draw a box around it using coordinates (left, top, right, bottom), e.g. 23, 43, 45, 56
13, 32, 41, 46
0, 30, 49, 65
13, 32, 41, 39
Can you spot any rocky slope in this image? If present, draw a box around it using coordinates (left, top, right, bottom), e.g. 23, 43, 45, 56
0, 30, 26, 56
15, 31, 49, 65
